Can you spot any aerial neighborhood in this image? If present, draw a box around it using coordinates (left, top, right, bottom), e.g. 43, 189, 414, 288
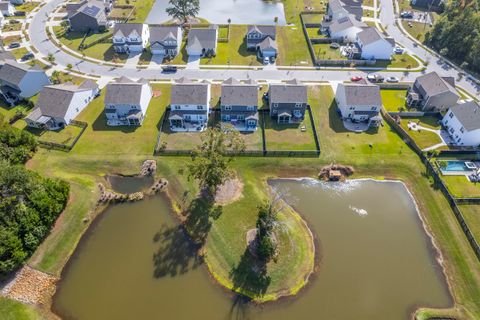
1, 0, 480, 319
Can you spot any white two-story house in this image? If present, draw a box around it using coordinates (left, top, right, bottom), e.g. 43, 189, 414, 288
25, 80, 99, 130
335, 80, 382, 128
104, 77, 152, 126
0, 1, 15, 16
169, 78, 210, 132
112, 23, 149, 54
442, 101, 480, 147
356, 27, 394, 60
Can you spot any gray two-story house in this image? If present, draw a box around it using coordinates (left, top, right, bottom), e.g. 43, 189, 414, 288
220, 78, 259, 131
246, 25, 277, 59
68, 0, 108, 32
268, 79, 308, 124
407, 72, 460, 111
149, 26, 183, 58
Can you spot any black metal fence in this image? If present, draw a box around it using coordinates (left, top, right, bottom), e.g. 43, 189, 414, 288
37, 120, 87, 152
154, 107, 321, 158
382, 108, 480, 260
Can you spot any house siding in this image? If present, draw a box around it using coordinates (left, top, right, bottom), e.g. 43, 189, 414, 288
17, 71, 51, 98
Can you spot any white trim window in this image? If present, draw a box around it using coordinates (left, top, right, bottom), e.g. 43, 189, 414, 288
224, 105, 232, 111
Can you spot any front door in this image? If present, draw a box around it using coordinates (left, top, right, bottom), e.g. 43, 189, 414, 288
278, 115, 290, 124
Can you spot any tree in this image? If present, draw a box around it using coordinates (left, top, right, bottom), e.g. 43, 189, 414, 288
187, 126, 245, 197
439, 47, 449, 57
255, 194, 286, 262
47, 53, 55, 63
51, 70, 61, 84
66, 63, 73, 70
166, 0, 200, 23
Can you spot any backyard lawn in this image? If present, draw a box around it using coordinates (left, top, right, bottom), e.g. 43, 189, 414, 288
277, 25, 313, 66
311, 43, 345, 61
25, 125, 85, 146
442, 175, 480, 198
381, 89, 407, 112
374, 53, 420, 69
459, 205, 480, 243
399, 117, 443, 150
2, 20, 22, 32
264, 111, 317, 151
401, 20, 432, 43
200, 25, 261, 66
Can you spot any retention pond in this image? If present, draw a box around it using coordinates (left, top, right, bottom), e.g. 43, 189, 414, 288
53, 179, 451, 320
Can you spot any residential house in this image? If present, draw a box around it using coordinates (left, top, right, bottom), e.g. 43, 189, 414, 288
326, 15, 366, 42
0, 1, 15, 16
0, 49, 15, 67
411, 0, 444, 11
246, 25, 277, 59
407, 72, 460, 111
268, 79, 308, 124
220, 78, 259, 131
68, 0, 108, 32
9, 0, 24, 5
335, 80, 382, 127
112, 23, 149, 54
442, 101, 480, 147
0, 60, 50, 105
186, 27, 218, 57
149, 26, 182, 58
169, 78, 210, 131
356, 27, 394, 60
325, 0, 349, 22
25, 80, 99, 130
104, 77, 152, 126
0, 10, 4, 24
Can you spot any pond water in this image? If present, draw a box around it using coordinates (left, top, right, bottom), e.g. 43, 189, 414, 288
145, 0, 287, 25
106, 175, 154, 194
53, 179, 451, 320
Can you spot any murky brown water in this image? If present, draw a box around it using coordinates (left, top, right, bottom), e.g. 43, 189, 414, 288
106, 175, 154, 194
53, 179, 451, 320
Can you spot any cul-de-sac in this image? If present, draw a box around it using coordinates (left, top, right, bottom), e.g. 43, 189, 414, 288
0, 0, 480, 319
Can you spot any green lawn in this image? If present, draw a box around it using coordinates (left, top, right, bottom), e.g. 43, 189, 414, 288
200, 25, 261, 66
399, 117, 443, 149
458, 205, 480, 243
129, 0, 156, 23
442, 175, 480, 198
2, 21, 22, 32
312, 43, 345, 61
374, 53, 420, 69
25, 125, 84, 146
1, 35, 21, 47
0, 297, 45, 320
13, 1, 41, 13
401, 20, 432, 43
0, 100, 33, 123
277, 25, 313, 66
381, 89, 407, 112
10, 47, 28, 60
302, 13, 324, 24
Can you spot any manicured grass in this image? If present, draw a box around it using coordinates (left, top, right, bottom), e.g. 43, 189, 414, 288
2, 21, 22, 32
0, 101, 33, 122
109, 7, 134, 20
381, 89, 407, 112
13, 1, 41, 13
401, 20, 432, 43
458, 205, 480, 243
306, 27, 324, 39
129, 0, 156, 23
200, 25, 261, 66
166, 40, 188, 65
399, 117, 443, 149
10, 47, 28, 60
277, 25, 313, 66
363, 0, 375, 7
312, 43, 345, 60
442, 175, 480, 198
1, 35, 21, 46
0, 297, 45, 320
26, 125, 84, 146
374, 53, 420, 69
301, 13, 324, 24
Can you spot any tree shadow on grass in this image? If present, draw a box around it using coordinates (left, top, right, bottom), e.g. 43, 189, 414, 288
91, 110, 139, 133
183, 196, 223, 245
152, 224, 203, 278
328, 99, 379, 135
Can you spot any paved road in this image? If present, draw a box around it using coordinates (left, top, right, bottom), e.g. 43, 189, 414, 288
29, 0, 480, 98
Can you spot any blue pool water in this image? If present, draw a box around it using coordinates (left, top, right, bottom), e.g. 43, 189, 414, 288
439, 160, 473, 173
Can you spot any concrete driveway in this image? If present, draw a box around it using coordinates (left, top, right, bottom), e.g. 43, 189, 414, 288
186, 55, 201, 69
125, 52, 142, 66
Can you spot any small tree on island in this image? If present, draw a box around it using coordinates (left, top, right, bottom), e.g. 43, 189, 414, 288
187, 126, 245, 198
166, 0, 200, 24
255, 194, 285, 262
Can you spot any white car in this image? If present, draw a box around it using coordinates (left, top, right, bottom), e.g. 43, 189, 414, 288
394, 46, 404, 54
386, 77, 399, 83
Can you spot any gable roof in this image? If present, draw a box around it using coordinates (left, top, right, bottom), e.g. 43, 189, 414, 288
357, 27, 390, 46
258, 37, 277, 50
329, 14, 364, 33
0, 1, 12, 10
187, 28, 217, 51
0, 49, 14, 62
328, 0, 346, 14
171, 80, 209, 105
149, 26, 180, 44
105, 77, 149, 105
247, 25, 276, 39
339, 82, 382, 106
415, 72, 458, 97
0, 60, 41, 86
450, 101, 480, 132
221, 79, 258, 106
34, 83, 84, 119
113, 23, 144, 38
269, 80, 307, 104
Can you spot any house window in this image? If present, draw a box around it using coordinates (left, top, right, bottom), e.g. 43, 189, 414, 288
371, 106, 376, 110
238, 115, 244, 120
460, 127, 465, 133
174, 106, 181, 110
295, 103, 302, 107
273, 103, 278, 108
247, 120, 256, 126
349, 107, 354, 110
450, 128, 454, 134
449, 112, 454, 118
293, 109, 302, 118
224, 105, 232, 110
247, 106, 254, 111
76, 108, 79, 112
197, 105, 203, 110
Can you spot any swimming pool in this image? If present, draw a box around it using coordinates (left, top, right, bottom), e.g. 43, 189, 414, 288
438, 160, 477, 174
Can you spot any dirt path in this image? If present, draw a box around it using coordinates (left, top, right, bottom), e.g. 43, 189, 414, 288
215, 178, 244, 205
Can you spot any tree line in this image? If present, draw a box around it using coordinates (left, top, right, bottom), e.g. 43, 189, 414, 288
426, 0, 480, 73
0, 115, 69, 276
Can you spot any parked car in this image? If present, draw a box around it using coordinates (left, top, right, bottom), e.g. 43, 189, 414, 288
20, 52, 34, 61
394, 46, 404, 54
367, 74, 384, 83
8, 42, 20, 49
161, 65, 177, 73
330, 42, 340, 49
350, 76, 363, 82
400, 11, 413, 18
386, 77, 399, 83
14, 11, 26, 16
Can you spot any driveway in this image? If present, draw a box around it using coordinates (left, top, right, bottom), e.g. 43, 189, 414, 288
125, 52, 142, 66
186, 55, 200, 69
149, 54, 164, 67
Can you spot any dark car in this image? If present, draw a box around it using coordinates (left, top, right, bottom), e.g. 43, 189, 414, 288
14, 11, 26, 16
8, 42, 21, 49
21, 52, 34, 61
162, 65, 177, 73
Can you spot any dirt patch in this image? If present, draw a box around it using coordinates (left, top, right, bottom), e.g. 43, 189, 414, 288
215, 178, 244, 205
1, 266, 58, 305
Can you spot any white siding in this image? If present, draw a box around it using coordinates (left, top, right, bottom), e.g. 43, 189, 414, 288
442, 109, 480, 146
359, 39, 393, 60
